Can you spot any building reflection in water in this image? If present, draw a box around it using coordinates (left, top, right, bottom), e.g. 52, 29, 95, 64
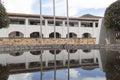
0, 49, 119, 80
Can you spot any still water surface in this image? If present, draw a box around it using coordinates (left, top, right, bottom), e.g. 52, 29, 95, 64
0, 49, 119, 80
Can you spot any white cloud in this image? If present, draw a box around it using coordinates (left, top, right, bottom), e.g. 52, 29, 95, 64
2, 0, 36, 14
42, 0, 117, 16
68, 0, 116, 9
1, 0, 117, 16
82, 77, 106, 80
69, 69, 80, 79
68, 69, 106, 80
8, 73, 32, 80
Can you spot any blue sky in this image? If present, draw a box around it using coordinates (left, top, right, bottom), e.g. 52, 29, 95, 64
2, 0, 117, 17
8, 68, 106, 80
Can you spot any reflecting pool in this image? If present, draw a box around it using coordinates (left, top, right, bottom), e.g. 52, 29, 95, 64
0, 49, 119, 80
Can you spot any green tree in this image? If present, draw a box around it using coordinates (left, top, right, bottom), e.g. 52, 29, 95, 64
0, 65, 10, 80
0, 3, 10, 28
104, 0, 120, 31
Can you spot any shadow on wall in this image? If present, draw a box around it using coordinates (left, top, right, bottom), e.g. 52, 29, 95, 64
98, 19, 107, 44
99, 19, 116, 44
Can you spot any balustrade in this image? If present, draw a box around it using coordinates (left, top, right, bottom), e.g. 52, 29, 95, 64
0, 38, 96, 45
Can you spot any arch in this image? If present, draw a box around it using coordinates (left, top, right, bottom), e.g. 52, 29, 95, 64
67, 49, 77, 53
9, 52, 23, 56
49, 32, 61, 38
82, 33, 91, 38
9, 31, 24, 38
82, 49, 91, 53
30, 50, 44, 55
49, 50, 61, 55
81, 66, 97, 70
66, 32, 77, 38
30, 32, 43, 38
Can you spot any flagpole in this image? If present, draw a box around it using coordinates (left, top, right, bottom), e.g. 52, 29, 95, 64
53, 0, 56, 40
40, 0, 43, 44
39, 0, 43, 80
66, 0, 70, 42
53, 0, 56, 80
66, 0, 70, 80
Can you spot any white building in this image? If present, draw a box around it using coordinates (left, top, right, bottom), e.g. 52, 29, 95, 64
0, 13, 104, 44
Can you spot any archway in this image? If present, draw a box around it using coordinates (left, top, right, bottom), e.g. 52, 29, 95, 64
49, 50, 61, 55
82, 49, 91, 53
66, 32, 77, 38
67, 49, 77, 53
30, 32, 43, 38
9, 31, 24, 38
9, 52, 24, 56
30, 50, 44, 55
82, 33, 91, 38
49, 32, 61, 38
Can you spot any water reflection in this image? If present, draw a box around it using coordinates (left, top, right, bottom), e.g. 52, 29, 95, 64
67, 49, 77, 53
0, 49, 120, 80
30, 51, 44, 55
0, 65, 9, 80
100, 50, 120, 80
49, 50, 61, 54
82, 49, 91, 53
9, 51, 23, 56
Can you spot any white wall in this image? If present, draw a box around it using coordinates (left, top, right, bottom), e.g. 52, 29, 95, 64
0, 17, 102, 41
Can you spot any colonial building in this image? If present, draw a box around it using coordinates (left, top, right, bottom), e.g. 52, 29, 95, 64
0, 13, 103, 44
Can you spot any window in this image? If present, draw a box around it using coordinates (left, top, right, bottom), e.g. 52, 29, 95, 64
29, 19, 45, 25
95, 23, 98, 27
56, 21, 63, 26
65, 21, 79, 27
48, 20, 54, 26
10, 19, 25, 25
81, 22, 93, 27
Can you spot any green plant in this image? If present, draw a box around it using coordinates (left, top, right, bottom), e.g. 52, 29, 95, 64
104, 0, 120, 31
0, 3, 10, 29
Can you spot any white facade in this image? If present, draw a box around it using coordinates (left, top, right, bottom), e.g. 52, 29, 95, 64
0, 13, 104, 44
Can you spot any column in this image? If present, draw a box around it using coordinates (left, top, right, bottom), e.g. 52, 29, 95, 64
25, 18, 29, 37
78, 21, 81, 38
45, 20, 48, 38
62, 21, 65, 38
93, 22, 96, 38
